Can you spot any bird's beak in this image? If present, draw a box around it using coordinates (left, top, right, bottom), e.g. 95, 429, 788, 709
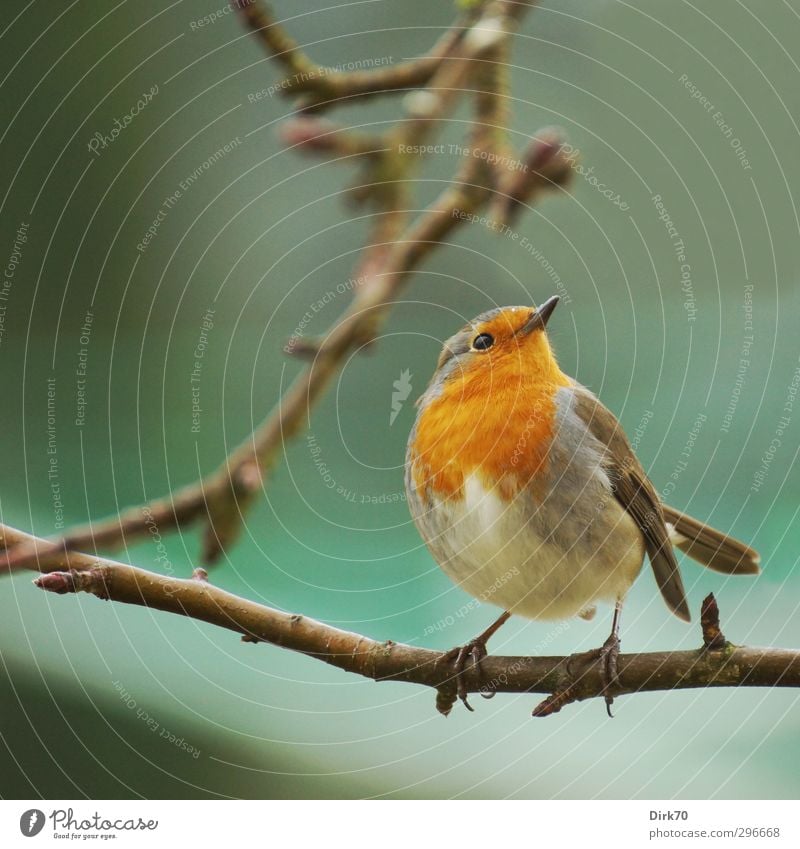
519, 295, 559, 336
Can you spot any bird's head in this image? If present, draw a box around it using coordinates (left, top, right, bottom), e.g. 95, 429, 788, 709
426, 296, 562, 395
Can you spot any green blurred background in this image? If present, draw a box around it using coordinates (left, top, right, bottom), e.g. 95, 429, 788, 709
1, 0, 799, 799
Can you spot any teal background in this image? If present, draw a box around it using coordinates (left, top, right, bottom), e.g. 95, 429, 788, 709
1, 0, 799, 798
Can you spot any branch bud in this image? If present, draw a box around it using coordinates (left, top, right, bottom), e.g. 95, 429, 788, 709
279, 117, 342, 153
493, 127, 575, 225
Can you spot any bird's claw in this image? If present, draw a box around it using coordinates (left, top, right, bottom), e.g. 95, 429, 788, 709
565, 632, 621, 716
444, 639, 489, 711
598, 631, 621, 715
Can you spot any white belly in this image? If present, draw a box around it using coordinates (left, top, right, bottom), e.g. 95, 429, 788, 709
420, 472, 645, 621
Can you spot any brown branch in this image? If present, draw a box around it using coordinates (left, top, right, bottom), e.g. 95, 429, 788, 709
232, 1, 538, 111
27, 553, 800, 717
1, 524, 111, 574
234, 0, 465, 109
1, 0, 568, 575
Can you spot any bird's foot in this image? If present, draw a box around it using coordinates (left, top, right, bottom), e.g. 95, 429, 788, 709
565, 631, 621, 717
443, 638, 493, 712
437, 611, 511, 715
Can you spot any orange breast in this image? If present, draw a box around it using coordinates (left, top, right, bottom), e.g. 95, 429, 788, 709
411, 352, 570, 501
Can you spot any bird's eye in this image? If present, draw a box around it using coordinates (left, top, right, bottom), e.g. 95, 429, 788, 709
472, 333, 494, 351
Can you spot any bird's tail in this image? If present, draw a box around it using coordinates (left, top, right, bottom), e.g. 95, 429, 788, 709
663, 505, 761, 575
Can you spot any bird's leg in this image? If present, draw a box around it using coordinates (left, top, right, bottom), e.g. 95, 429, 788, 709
565, 600, 623, 717
599, 601, 622, 715
444, 610, 511, 712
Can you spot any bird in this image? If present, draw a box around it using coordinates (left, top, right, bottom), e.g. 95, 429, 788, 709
405, 296, 760, 713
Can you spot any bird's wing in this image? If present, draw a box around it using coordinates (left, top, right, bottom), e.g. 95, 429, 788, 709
570, 384, 691, 622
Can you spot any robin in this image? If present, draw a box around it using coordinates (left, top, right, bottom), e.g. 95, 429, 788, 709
405, 296, 760, 713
